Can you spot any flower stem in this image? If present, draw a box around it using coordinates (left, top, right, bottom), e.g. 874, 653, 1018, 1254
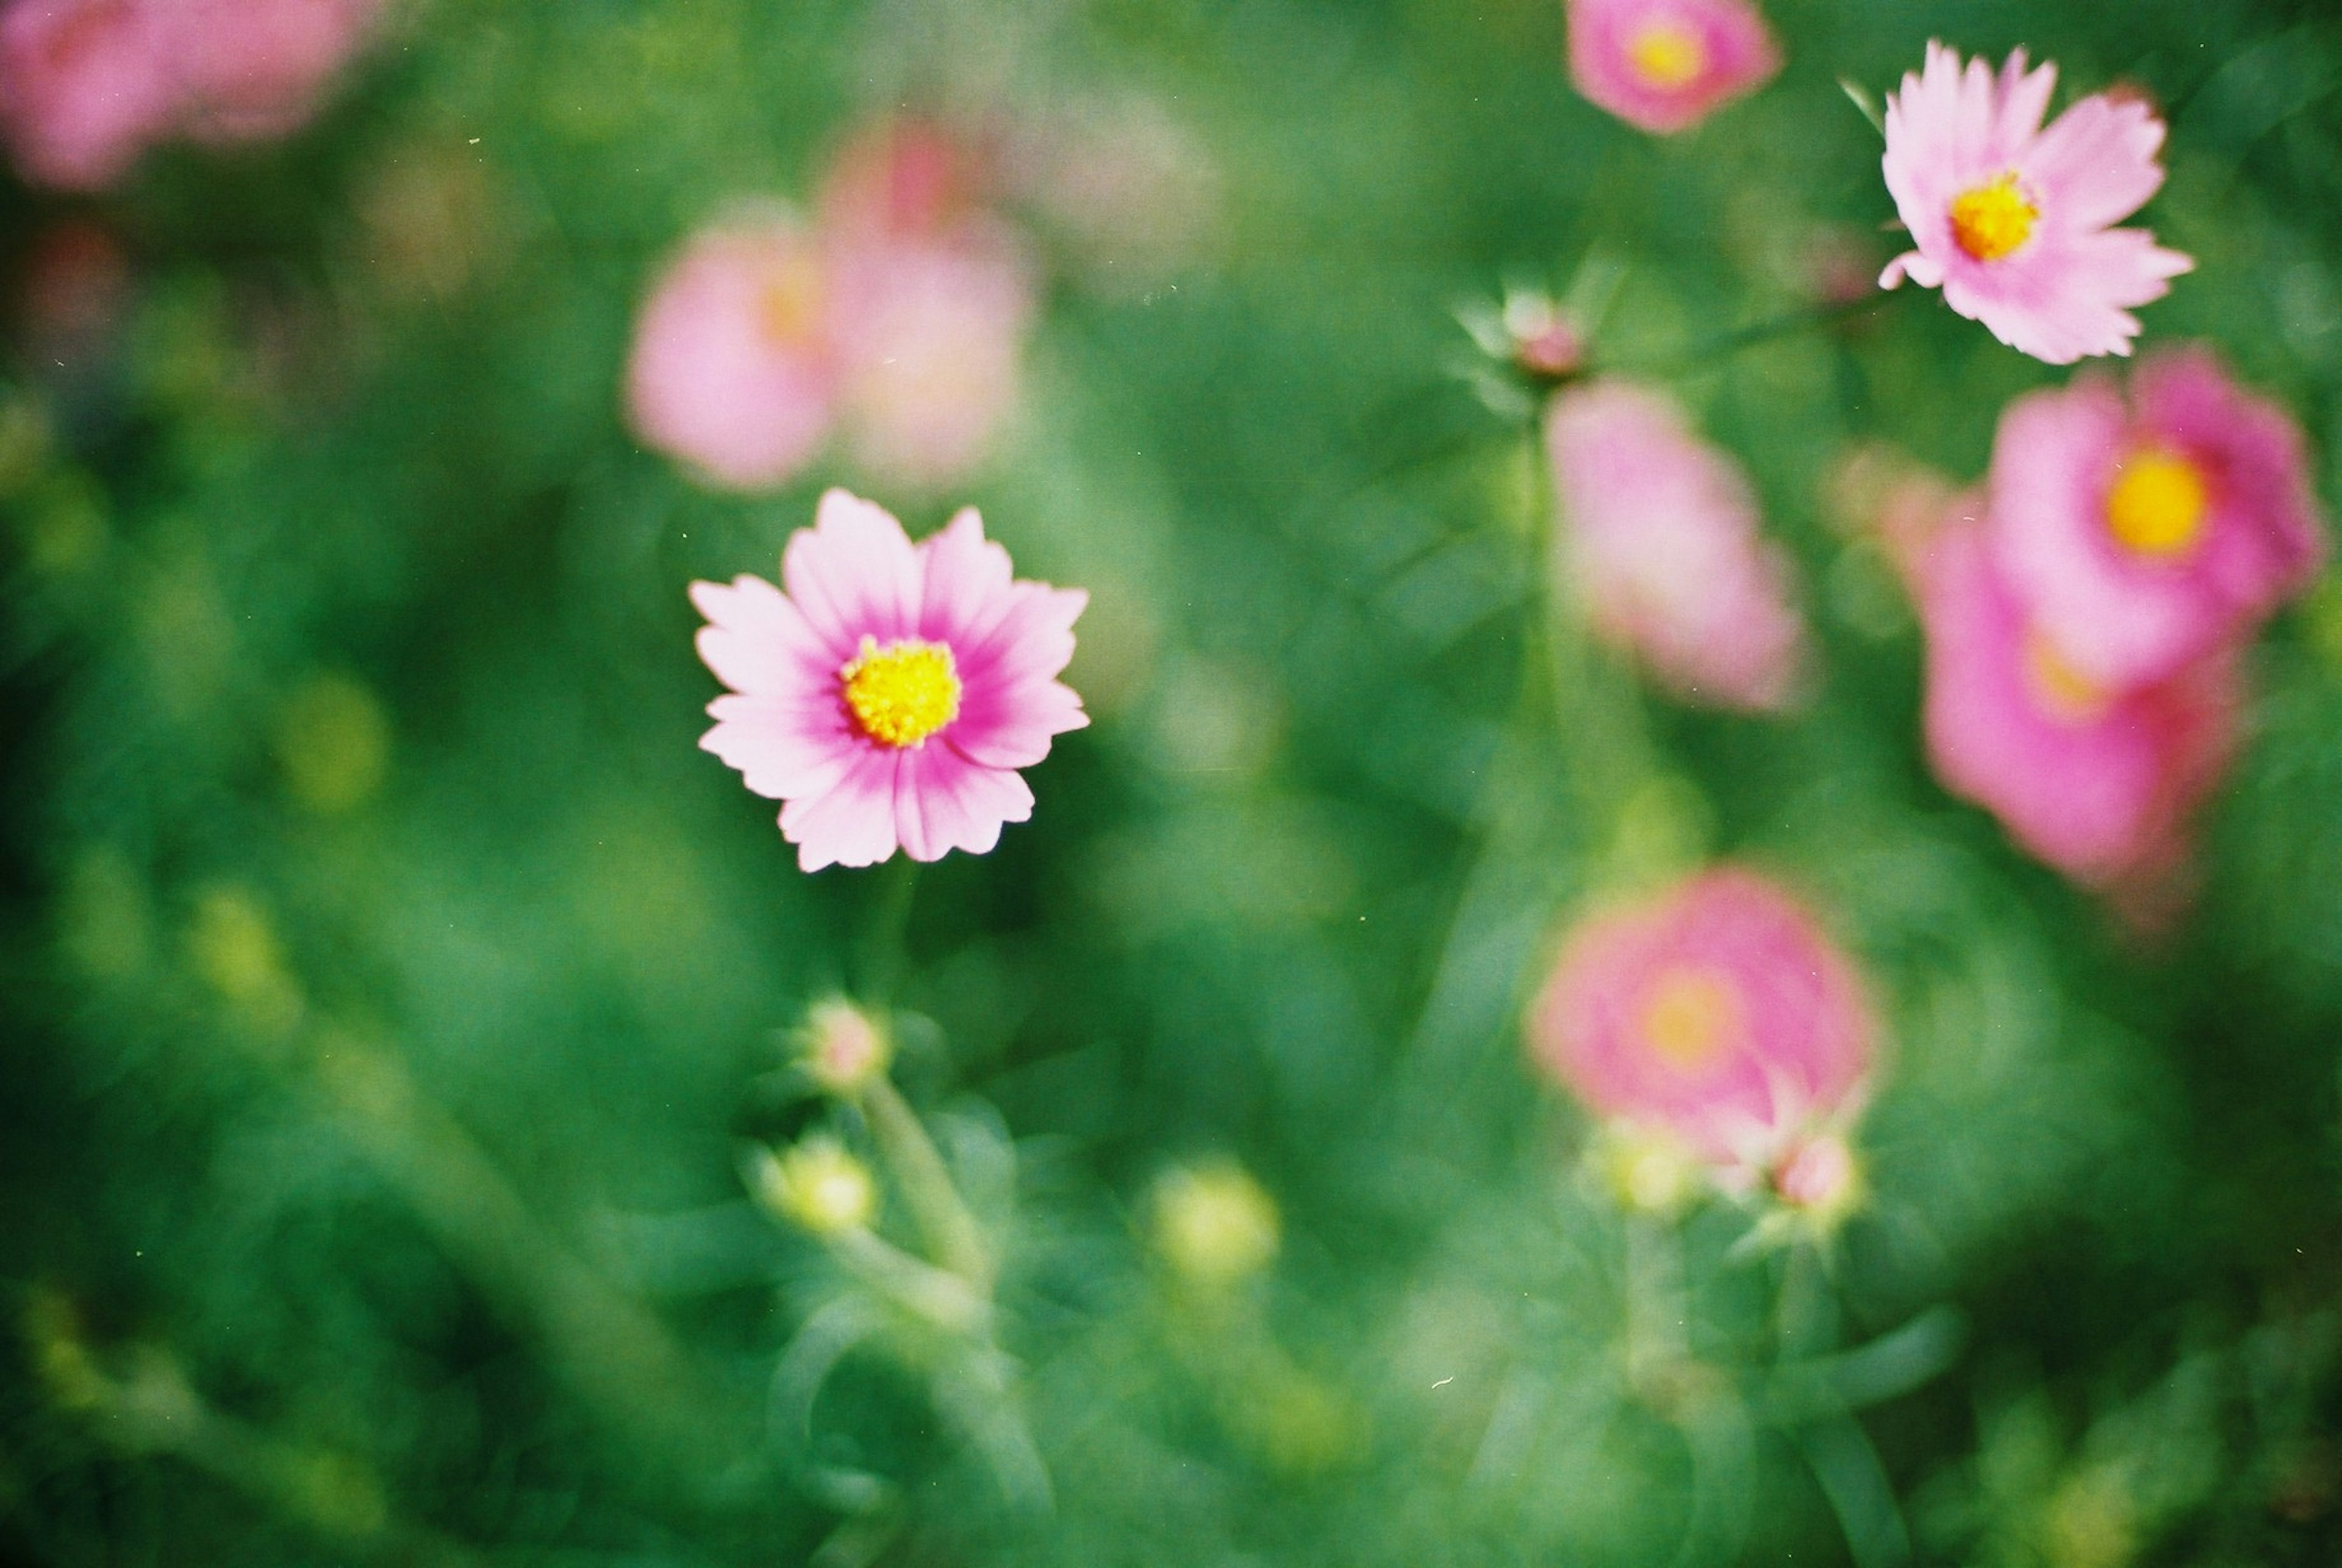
856, 857, 922, 1004
858, 1072, 994, 1292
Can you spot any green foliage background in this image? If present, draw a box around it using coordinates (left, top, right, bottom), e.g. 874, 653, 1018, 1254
5, 0, 2342, 1563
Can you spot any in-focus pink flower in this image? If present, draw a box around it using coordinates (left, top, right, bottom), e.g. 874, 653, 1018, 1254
1916, 501, 2238, 887
0, 0, 176, 190
818, 120, 1037, 491
1879, 43, 2193, 363
626, 212, 840, 491
159, 0, 385, 145
1988, 346, 2327, 687
1528, 867, 1875, 1169
692, 489, 1087, 872
1545, 381, 1808, 711
1564, 0, 1780, 135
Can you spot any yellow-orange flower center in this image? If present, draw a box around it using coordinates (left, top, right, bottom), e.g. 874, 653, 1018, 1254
2105, 449, 2210, 559
839, 635, 961, 748
2021, 629, 2111, 725
1949, 173, 2039, 263
759, 256, 825, 345
1638, 965, 1741, 1076
1627, 22, 1708, 90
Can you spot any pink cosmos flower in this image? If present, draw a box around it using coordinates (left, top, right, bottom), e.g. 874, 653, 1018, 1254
0, 0, 176, 190
1564, 0, 1781, 135
1528, 867, 1875, 1168
818, 120, 1037, 491
1879, 43, 2193, 364
159, 0, 385, 146
1988, 346, 2327, 688
1915, 500, 2238, 887
625, 212, 840, 491
1545, 381, 1808, 712
691, 489, 1087, 872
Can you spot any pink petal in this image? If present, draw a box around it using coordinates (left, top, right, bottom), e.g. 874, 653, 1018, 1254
689, 575, 834, 696
893, 745, 1034, 862
701, 693, 858, 802
782, 489, 925, 653
781, 748, 904, 871
2027, 94, 2166, 231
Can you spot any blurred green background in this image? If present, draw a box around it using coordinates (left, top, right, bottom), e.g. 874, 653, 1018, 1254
7, 0, 2342, 1563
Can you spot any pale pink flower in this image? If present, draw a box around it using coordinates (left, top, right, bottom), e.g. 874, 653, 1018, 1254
1879, 43, 2193, 364
1545, 381, 1808, 711
692, 490, 1087, 872
1564, 0, 1780, 135
818, 119, 1037, 490
158, 0, 385, 146
1527, 868, 1875, 1168
0, 0, 176, 190
625, 212, 839, 491
1916, 502, 2238, 887
1988, 346, 2327, 688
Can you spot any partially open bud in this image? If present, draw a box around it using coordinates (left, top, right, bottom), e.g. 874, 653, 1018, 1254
1588, 1120, 1703, 1216
1152, 1162, 1280, 1289
1500, 290, 1585, 381
1771, 1133, 1863, 1229
748, 1137, 878, 1237
798, 1000, 890, 1094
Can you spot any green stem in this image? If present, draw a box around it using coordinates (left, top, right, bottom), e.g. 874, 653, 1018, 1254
859, 1073, 994, 1292
855, 857, 921, 1004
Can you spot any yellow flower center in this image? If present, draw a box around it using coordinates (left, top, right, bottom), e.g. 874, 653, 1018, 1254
2104, 449, 2210, 559
758, 255, 825, 345
1638, 965, 1741, 1075
839, 635, 961, 748
1949, 172, 2039, 263
2022, 629, 2111, 725
1627, 22, 1707, 90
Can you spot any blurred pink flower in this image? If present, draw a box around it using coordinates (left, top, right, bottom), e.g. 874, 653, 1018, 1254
159, 0, 385, 146
1564, 0, 1780, 135
0, 0, 176, 190
691, 489, 1087, 872
1545, 381, 1808, 712
625, 212, 840, 491
1989, 346, 2327, 687
1880, 43, 2192, 363
1916, 501, 2238, 887
0, 0, 381, 189
1528, 867, 1875, 1167
818, 119, 1038, 491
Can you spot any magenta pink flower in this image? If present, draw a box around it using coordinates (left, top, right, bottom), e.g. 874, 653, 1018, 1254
1564, 0, 1780, 135
625, 212, 840, 492
1545, 381, 1808, 712
0, 0, 176, 190
1528, 868, 1875, 1167
1916, 501, 2238, 887
1879, 43, 2193, 364
1988, 346, 2327, 688
691, 490, 1087, 872
159, 0, 384, 146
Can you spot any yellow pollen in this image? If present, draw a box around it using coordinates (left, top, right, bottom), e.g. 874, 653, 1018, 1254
2105, 449, 2210, 559
839, 635, 961, 748
1638, 966, 1740, 1076
1949, 173, 2039, 263
2022, 629, 2111, 725
758, 257, 825, 345
1627, 22, 1707, 90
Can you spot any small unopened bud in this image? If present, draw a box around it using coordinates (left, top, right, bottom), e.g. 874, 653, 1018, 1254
749, 1137, 878, 1237
1501, 291, 1585, 381
1589, 1122, 1703, 1216
799, 1000, 890, 1094
1153, 1162, 1280, 1288
1771, 1133, 1863, 1227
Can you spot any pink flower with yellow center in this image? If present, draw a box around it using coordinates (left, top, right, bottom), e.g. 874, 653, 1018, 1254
1564, 0, 1781, 135
1545, 381, 1808, 712
1915, 499, 2237, 888
1527, 868, 1874, 1168
1879, 43, 2193, 364
1988, 346, 2327, 689
625, 211, 841, 491
691, 490, 1087, 872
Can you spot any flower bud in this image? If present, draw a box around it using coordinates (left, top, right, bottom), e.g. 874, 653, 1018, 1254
1771, 1133, 1863, 1228
798, 1000, 890, 1094
749, 1137, 877, 1237
1500, 290, 1585, 381
1152, 1162, 1280, 1288
1588, 1120, 1702, 1216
